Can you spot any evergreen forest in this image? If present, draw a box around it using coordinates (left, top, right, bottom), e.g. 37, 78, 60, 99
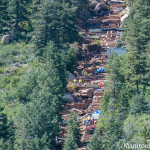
0, 0, 150, 150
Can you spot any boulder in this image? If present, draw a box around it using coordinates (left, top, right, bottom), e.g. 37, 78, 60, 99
80, 88, 94, 97
68, 72, 75, 81
94, 2, 108, 14
63, 93, 75, 102
2, 35, 13, 43
90, 1, 98, 9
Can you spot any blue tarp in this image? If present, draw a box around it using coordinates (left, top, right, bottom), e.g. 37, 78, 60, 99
98, 67, 105, 72
89, 29, 102, 32
116, 33, 122, 36
93, 110, 101, 115
117, 39, 122, 42
92, 110, 101, 119
93, 67, 105, 74
95, 89, 104, 92
117, 8, 123, 11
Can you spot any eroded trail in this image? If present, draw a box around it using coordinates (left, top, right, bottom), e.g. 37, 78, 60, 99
59, 1, 127, 149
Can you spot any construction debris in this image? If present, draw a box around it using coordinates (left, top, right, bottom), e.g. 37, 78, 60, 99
59, 1, 127, 149
80, 88, 94, 98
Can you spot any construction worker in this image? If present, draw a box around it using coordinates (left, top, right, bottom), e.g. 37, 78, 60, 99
84, 83, 87, 87
79, 78, 82, 86
74, 78, 78, 85
86, 117, 89, 125
68, 81, 72, 85
74, 71, 78, 78
91, 116, 94, 124
101, 57, 104, 63
83, 119, 87, 125
100, 58, 103, 64
87, 116, 91, 124
84, 71, 88, 78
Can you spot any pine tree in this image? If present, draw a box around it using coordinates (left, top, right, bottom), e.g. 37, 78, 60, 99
16, 66, 39, 102
43, 42, 67, 88
63, 131, 78, 150
130, 93, 150, 115
0, 107, 14, 150
106, 54, 126, 98
0, 0, 9, 33
0, 139, 14, 150
15, 86, 64, 149
123, 114, 150, 144
65, 46, 76, 72
124, 0, 150, 92
8, 0, 32, 40
0, 107, 8, 140
87, 129, 104, 150
34, 0, 79, 54
67, 111, 82, 147
99, 98, 124, 150
15, 46, 66, 149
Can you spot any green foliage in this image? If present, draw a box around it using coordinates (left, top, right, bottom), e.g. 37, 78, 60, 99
95, 1, 150, 149
14, 99, 61, 149
8, 0, 33, 40
34, 0, 79, 54
63, 131, 78, 150
0, 106, 14, 150
0, 44, 35, 66
130, 93, 150, 115
43, 42, 67, 88
123, 114, 150, 144
87, 129, 104, 150
14, 42, 66, 149
0, 0, 85, 149
0, 0, 9, 33
1, 0, 150, 149
103, 54, 127, 101
0, 138, 14, 150
66, 47, 76, 72
107, 54, 126, 84
0, 107, 8, 140
16, 67, 38, 102
14, 70, 65, 149
100, 98, 124, 150
124, 0, 150, 92
66, 111, 82, 147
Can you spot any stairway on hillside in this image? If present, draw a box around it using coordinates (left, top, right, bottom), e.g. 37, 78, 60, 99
59, 1, 126, 149
77, 1, 126, 150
